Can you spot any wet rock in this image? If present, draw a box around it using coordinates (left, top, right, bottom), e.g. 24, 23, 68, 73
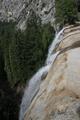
24, 25, 80, 120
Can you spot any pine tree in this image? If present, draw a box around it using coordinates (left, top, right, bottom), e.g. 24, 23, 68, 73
55, 0, 78, 26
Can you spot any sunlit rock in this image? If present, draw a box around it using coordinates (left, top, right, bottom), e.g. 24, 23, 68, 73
24, 25, 80, 120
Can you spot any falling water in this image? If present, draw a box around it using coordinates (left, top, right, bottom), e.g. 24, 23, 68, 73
19, 64, 51, 120
19, 28, 64, 120
46, 28, 64, 64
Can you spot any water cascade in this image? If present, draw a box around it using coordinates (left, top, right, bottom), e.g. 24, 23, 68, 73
19, 28, 64, 120
46, 28, 64, 64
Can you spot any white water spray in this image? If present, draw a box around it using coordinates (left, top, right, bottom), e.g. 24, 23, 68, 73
19, 28, 64, 120
46, 28, 64, 63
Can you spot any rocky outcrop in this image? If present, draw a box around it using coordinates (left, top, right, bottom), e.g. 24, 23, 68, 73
0, 0, 55, 29
24, 25, 80, 120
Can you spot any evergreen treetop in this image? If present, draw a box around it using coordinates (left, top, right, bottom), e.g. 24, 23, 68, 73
55, 0, 78, 26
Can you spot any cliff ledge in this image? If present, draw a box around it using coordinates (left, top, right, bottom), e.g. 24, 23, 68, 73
24, 25, 80, 120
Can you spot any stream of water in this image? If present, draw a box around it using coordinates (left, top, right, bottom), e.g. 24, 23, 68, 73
19, 28, 64, 120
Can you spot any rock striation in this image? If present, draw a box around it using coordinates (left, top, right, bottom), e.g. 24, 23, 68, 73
0, 0, 55, 29
24, 25, 80, 120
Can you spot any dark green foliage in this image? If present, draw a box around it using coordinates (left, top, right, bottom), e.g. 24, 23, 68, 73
0, 43, 19, 120
0, 81, 19, 120
0, 22, 16, 86
0, 15, 54, 120
0, 11, 55, 120
77, 0, 80, 12
0, 13, 54, 87
55, 0, 78, 26
9, 13, 54, 85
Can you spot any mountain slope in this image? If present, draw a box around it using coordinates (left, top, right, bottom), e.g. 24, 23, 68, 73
0, 0, 55, 29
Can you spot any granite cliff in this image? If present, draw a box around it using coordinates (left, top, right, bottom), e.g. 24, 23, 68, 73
0, 0, 55, 29
24, 25, 80, 120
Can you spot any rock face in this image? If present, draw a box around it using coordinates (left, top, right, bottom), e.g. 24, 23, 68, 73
24, 25, 80, 120
0, 0, 55, 29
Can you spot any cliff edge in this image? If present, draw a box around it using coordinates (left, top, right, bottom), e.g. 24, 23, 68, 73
24, 25, 80, 120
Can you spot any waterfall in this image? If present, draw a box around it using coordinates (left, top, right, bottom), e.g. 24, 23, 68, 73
46, 28, 64, 64
19, 28, 64, 120
19, 65, 50, 120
